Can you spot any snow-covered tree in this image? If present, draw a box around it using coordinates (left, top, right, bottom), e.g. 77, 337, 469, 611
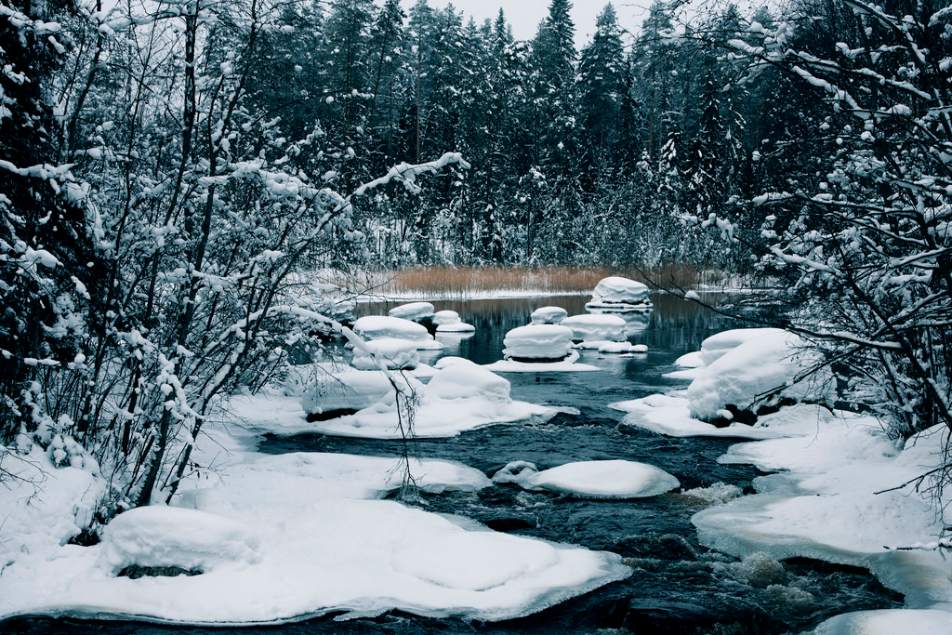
713, 0, 952, 463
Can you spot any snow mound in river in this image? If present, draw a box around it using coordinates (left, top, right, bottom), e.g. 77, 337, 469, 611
388, 302, 434, 322
589, 276, 650, 305
502, 324, 574, 361
561, 314, 627, 343
492, 459, 679, 499
530, 306, 567, 325
353, 316, 442, 350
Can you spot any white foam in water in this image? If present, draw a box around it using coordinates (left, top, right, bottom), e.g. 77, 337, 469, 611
561, 314, 627, 342
492, 459, 679, 499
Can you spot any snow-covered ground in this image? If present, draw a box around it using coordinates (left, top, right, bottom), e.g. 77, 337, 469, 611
0, 389, 630, 624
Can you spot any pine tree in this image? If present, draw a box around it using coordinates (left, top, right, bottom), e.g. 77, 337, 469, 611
578, 4, 628, 184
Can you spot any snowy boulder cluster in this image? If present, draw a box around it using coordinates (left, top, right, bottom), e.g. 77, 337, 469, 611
585, 276, 651, 311
295, 302, 551, 436
491, 300, 650, 371
385, 303, 475, 334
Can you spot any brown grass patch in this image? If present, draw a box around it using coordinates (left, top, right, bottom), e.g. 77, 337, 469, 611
345, 264, 739, 297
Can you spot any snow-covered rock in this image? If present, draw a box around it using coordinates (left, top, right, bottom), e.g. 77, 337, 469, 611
432, 310, 460, 325
353, 316, 442, 350
561, 314, 627, 343
492, 460, 679, 499
484, 352, 600, 373
697, 328, 785, 367
351, 338, 420, 370
300, 368, 392, 417
675, 351, 704, 368
299, 365, 556, 438
600, 342, 647, 354
436, 322, 476, 333
425, 364, 511, 402
99, 506, 260, 575
530, 306, 568, 325
585, 276, 651, 310
388, 302, 435, 322
686, 330, 834, 422
432, 310, 475, 332
502, 324, 575, 361
611, 395, 833, 439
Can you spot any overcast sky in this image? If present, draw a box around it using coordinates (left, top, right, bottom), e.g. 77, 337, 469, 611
399, 1, 655, 49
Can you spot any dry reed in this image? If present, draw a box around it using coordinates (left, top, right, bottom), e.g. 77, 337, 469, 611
339, 264, 740, 298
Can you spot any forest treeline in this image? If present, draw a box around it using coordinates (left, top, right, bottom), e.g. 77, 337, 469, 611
237, 0, 776, 270
1, 0, 950, 515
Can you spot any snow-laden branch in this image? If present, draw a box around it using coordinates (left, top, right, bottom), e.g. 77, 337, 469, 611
842, 0, 928, 68
769, 246, 838, 273
349, 152, 472, 200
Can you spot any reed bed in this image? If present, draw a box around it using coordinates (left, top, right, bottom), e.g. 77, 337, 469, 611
332, 264, 747, 298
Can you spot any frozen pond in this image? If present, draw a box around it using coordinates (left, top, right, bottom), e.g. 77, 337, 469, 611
5, 294, 903, 634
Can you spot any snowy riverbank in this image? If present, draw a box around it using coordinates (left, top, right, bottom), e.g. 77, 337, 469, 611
614, 328, 952, 633
0, 390, 630, 624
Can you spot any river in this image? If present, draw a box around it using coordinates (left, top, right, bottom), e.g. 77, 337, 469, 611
5, 294, 902, 634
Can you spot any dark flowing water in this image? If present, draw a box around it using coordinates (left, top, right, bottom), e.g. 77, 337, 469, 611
5, 294, 903, 635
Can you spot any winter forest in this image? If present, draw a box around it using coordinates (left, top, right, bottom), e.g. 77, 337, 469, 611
2, 0, 952, 631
